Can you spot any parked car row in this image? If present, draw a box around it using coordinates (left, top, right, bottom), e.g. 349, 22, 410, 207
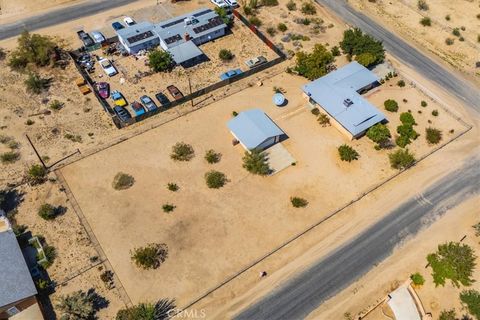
77, 29, 106, 47
111, 16, 136, 31
210, 0, 238, 8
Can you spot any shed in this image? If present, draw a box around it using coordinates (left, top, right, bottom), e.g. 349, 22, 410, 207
302, 61, 385, 140
227, 109, 285, 150
168, 41, 205, 67
387, 285, 422, 320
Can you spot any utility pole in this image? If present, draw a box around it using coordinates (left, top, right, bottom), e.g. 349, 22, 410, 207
188, 76, 193, 108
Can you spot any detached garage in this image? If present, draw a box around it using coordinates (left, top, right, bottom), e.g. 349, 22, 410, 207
227, 109, 285, 151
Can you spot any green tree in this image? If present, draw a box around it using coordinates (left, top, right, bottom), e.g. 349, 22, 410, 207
148, 49, 173, 72
389, 148, 415, 169
215, 7, 232, 25
427, 242, 476, 287
366, 123, 391, 147
8, 31, 56, 71
355, 52, 376, 67
242, 149, 270, 175
294, 44, 334, 80
400, 112, 416, 126
131, 243, 168, 270
338, 144, 359, 162
410, 272, 425, 286
340, 28, 385, 66
56, 290, 95, 320
460, 290, 480, 319
384, 99, 399, 112
439, 309, 457, 320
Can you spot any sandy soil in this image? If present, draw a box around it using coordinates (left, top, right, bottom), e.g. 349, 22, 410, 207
348, 0, 480, 83
0, 0, 83, 21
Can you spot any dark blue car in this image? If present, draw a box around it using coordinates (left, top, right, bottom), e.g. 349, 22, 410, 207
112, 22, 125, 31
113, 106, 131, 122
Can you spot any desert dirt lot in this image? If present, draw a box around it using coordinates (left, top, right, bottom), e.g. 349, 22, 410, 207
348, 0, 480, 83
59, 67, 466, 307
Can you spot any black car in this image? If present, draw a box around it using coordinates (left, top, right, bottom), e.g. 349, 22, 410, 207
155, 92, 171, 107
113, 106, 132, 122
77, 30, 94, 47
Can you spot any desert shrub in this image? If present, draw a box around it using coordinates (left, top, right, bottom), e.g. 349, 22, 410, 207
452, 28, 461, 37
56, 290, 95, 320
459, 36, 465, 42
367, 123, 391, 147
41, 245, 57, 268
395, 135, 411, 148
397, 80, 406, 87
410, 272, 425, 286
290, 197, 308, 208
445, 38, 454, 45
49, 99, 63, 110
1, 152, 20, 164
232, 111, 238, 117
148, 49, 173, 72
8, 31, 56, 71
24, 73, 49, 94
421, 100, 428, 107
425, 127, 442, 144
167, 183, 179, 192
26, 119, 35, 125
400, 112, 416, 126
301, 2, 317, 15
261, 0, 278, 6
116, 299, 176, 320
460, 290, 480, 319
131, 243, 168, 270
162, 204, 176, 213
38, 203, 57, 220
330, 46, 341, 56
243, 6, 253, 15
340, 28, 385, 67
242, 149, 270, 175
389, 148, 415, 169
427, 241, 476, 287
294, 44, 334, 80
473, 222, 480, 237
420, 17, 432, 26
112, 172, 135, 190
0, 48, 5, 61
266, 27, 276, 36
384, 99, 399, 112
277, 22, 288, 32
286, 0, 296, 11
64, 133, 82, 143
219, 49, 234, 61
417, 0, 429, 11
28, 164, 47, 184
396, 124, 418, 141
170, 142, 195, 161
205, 149, 221, 164
445, 14, 451, 21
439, 309, 457, 320
249, 16, 262, 27
338, 144, 359, 162
205, 170, 227, 189
432, 109, 439, 116
311, 108, 320, 116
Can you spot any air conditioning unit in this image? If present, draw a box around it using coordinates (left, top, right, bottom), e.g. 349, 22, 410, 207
343, 98, 353, 107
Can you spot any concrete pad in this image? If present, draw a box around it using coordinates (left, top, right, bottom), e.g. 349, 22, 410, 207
265, 143, 295, 175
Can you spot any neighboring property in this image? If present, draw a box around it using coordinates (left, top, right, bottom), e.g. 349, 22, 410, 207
387, 283, 427, 320
116, 8, 227, 66
227, 109, 285, 150
0, 216, 40, 320
302, 61, 386, 140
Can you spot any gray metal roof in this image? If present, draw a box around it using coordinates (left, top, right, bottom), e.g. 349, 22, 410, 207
168, 41, 204, 64
116, 21, 157, 46
227, 109, 284, 150
0, 229, 37, 307
302, 62, 385, 136
154, 8, 226, 48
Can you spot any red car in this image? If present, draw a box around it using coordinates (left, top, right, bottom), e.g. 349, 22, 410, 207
97, 82, 110, 99
167, 85, 184, 101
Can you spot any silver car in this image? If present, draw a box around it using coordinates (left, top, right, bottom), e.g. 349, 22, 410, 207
91, 31, 105, 44
245, 56, 267, 69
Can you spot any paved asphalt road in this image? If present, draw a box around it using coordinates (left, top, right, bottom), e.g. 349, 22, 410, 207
0, 0, 138, 41
316, 0, 480, 112
236, 157, 480, 320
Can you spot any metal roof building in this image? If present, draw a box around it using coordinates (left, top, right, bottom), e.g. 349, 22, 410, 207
116, 22, 160, 54
0, 223, 37, 317
302, 62, 385, 139
227, 109, 285, 151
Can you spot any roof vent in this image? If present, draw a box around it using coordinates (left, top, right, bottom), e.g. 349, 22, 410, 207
343, 98, 353, 107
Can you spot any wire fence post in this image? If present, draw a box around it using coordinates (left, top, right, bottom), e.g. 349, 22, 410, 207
25, 134, 47, 169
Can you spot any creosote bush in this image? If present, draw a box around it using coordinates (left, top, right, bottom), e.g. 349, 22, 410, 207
384, 99, 399, 112
28, 164, 47, 184
249, 16, 263, 27
311, 107, 320, 116
420, 17, 432, 26
425, 127, 442, 144
1, 151, 20, 164
301, 2, 317, 15
277, 22, 288, 32
417, 0, 429, 11
49, 99, 63, 110
290, 197, 308, 208
286, 0, 296, 11
242, 149, 270, 175
131, 243, 168, 270
397, 80, 405, 87
421, 100, 428, 107
112, 172, 135, 190
162, 204, 176, 213
205, 149, 221, 164
219, 49, 234, 61
167, 183, 179, 192
432, 109, 439, 116
338, 144, 359, 162
389, 148, 415, 169
170, 142, 195, 161
205, 170, 227, 189
38, 203, 57, 220
410, 272, 425, 286
445, 38, 454, 45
